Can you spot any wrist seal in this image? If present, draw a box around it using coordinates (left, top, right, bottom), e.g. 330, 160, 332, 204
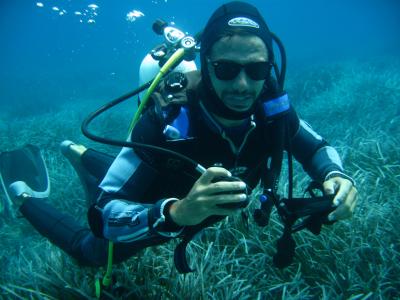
152, 198, 184, 237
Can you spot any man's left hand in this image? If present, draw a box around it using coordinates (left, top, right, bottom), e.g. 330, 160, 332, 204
323, 177, 358, 221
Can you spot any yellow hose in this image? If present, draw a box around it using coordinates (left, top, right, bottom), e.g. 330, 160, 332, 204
95, 48, 187, 298
102, 241, 114, 287
128, 48, 186, 133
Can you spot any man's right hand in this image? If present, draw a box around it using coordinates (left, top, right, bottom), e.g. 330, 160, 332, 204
169, 167, 247, 226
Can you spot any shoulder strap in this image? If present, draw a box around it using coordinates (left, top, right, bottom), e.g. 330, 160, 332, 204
252, 114, 286, 225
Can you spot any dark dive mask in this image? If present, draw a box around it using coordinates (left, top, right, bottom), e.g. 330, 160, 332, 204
210, 59, 272, 81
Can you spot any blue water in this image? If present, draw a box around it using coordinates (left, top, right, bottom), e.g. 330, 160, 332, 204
0, 0, 399, 115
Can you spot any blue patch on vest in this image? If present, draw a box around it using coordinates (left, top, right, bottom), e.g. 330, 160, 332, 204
163, 107, 190, 140
262, 93, 290, 117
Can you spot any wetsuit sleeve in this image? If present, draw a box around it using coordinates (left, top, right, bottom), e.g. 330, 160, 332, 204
288, 108, 351, 183
95, 109, 184, 242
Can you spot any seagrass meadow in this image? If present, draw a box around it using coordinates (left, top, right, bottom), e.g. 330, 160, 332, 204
0, 57, 399, 299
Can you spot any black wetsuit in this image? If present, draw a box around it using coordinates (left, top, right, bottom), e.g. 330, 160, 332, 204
20, 78, 346, 267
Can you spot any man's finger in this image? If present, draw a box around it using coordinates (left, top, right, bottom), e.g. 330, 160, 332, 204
323, 180, 337, 195
198, 167, 231, 184
208, 181, 246, 195
348, 187, 358, 209
328, 188, 358, 221
350, 194, 357, 212
332, 181, 352, 206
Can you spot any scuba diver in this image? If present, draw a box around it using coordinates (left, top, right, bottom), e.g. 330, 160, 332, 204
1, 0, 357, 284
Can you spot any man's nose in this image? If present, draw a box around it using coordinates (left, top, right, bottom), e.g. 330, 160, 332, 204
233, 70, 250, 91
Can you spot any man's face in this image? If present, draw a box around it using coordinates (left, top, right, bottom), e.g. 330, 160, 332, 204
207, 35, 269, 112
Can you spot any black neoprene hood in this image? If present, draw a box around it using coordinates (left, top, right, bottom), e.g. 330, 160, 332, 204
200, 1, 273, 58
199, 1, 274, 120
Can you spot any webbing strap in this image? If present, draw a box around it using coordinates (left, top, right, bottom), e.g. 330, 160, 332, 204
174, 237, 195, 273
174, 215, 225, 274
